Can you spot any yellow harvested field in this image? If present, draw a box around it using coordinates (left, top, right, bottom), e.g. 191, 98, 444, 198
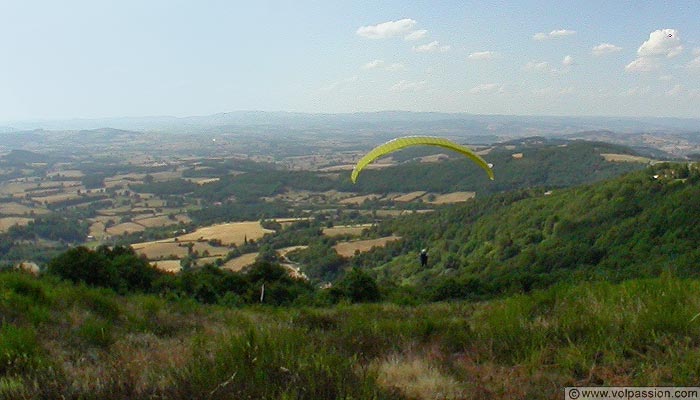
133, 241, 188, 260
106, 222, 146, 236
601, 153, 652, 163
0, 202, 48, 216
333, 235, 401, 257
48, 169, 84, 178
150, 171, 183, 181
32, 193, 82, 204
222, 253, 258, 272
511, 153, 524, 159
277, 245, 308, 257
193, 256, 224, 266
135, 215, 190, 228
187, 178, 220, 185
339, 194, 380, 205
426, 191, 476, 204
418, 153, 449, 163
0, 217, 32, 232
151, 260, 182, 273
89, 222, 106, 237
322, 224, 373, 237
393, 192, 427, 202
176, 221, 274, 246
0, 182, 37, 195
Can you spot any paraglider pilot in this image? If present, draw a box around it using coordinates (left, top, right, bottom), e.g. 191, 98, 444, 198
420, 249, 428, 268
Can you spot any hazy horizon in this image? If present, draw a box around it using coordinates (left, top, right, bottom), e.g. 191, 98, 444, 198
2, 1, 700, 120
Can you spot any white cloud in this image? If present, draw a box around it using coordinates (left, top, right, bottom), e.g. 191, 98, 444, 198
412, 41, 450, 53
659, 75, 673, 81
524, 61, 554, 72
687, 57, 700, 70
356, 18, 416, 39
693, 48, 700, 57
361, 60, 406, 72
625, 57, 659, 73
533, 29, 576, 40
620, 86, 651, 96
667, 84, 684, 96
361, 59, 385, 70
468, 51, 499, 60
469, 83, 503, 94
562, 55, 575, 67
385, 63, 406, 71
532, 86, 574, 96
637, 29, 683, 58
389, 80, 427, 92
320, 76, 358, 92
591, 43, 622, 56
404, 29, 427, 41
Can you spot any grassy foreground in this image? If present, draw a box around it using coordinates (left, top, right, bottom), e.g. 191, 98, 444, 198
1, 271, 699, 399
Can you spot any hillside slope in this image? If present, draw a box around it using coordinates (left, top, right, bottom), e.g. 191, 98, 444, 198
361, 163, 700, 298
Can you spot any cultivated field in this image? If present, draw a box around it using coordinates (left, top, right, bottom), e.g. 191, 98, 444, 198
339, 194, 380, 205
106, 222, 146, 236
177, 221, 274, 246
322, 224, 373, 237
134, 214, 191, 228
150, 259, 182, 273
393, 191, 427, 202
0, 202, 49, 216
425, 191, 476, 204
333, 235, 401, 257
222, 252, 258, 272
601, 153, 652, 163
132, 241, 230, 261
0, 217, 33, 232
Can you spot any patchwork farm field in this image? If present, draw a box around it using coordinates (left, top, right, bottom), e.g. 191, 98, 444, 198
176, 221, 274, 246
333, 235, 401, 257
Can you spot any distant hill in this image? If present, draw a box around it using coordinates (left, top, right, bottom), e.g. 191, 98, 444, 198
361, 162, 700, 299
2, 149, 47, 164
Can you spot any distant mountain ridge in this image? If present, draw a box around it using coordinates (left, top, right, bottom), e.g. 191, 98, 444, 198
2, 111, 699, 135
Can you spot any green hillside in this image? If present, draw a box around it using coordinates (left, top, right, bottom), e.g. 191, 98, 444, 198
360, 162, 700, 299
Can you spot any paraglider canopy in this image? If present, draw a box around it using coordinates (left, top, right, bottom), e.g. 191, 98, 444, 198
350, 136, 494, 183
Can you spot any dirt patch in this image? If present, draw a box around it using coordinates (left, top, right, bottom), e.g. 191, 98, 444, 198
333, 235, 401, 257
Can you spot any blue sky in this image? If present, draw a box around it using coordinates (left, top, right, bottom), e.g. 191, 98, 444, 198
1, 0, 699, 121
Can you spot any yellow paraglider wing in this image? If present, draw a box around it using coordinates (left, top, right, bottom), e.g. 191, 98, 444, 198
351, 136, 494, 183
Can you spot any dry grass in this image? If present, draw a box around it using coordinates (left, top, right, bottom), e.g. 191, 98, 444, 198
511, 152, 524, 159
106, 222, 147, 236
425, 192, 476, 205
601, 153, 652, 163
0, 217, 32, 232
222, 253, 259, 272
333, 236, 401, 257
322, 224, 373, 237
176, 221, 274, 246
374, 354, 466, 400
393, 191, 427, 202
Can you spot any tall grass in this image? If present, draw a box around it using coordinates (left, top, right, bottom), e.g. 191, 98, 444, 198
2, 270, 700, 399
